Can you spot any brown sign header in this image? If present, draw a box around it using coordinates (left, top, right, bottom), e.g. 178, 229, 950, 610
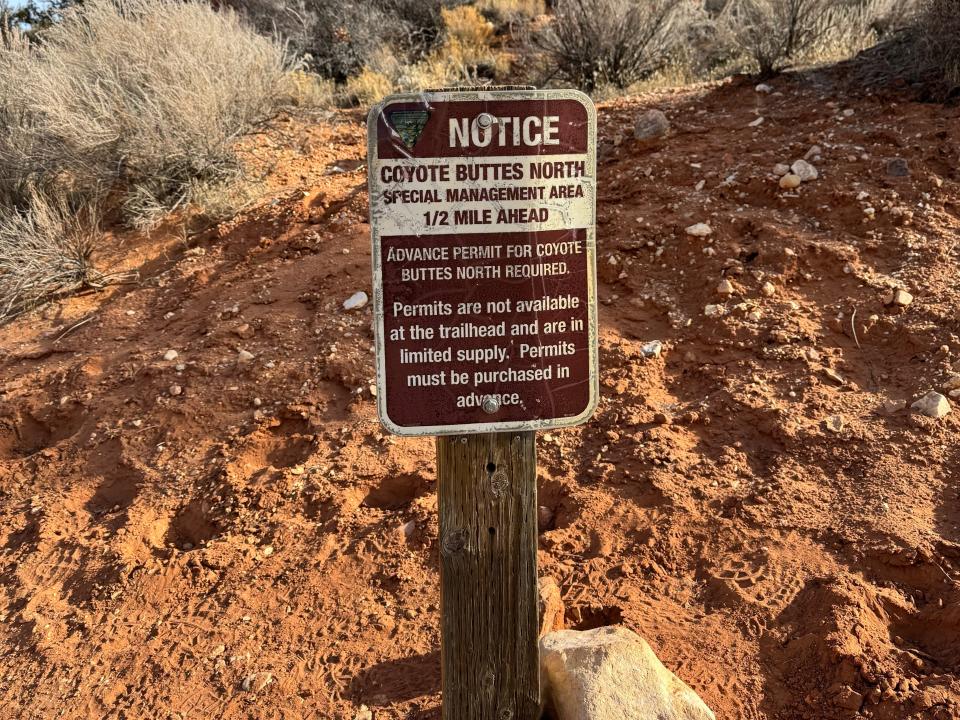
376, 99, 589, 159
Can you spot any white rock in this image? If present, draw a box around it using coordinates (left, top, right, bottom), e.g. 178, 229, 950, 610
804, 145, 822, 160
541, 626, 715, 720
343, 291, 369, 310
704, 304, 726, 318
790, 159, 818, 182
885, 288, 913, 307
163, 350, 179, 361
779, 174, 802, 190
755, 83, 773, 94
761, 281, 776, 297
825, 415, 844, 433
169, 384, 182, 397
748, 117, 764, 127
716, 279, 734, 296
640, 340, 663, 359
237, 349, 255, 363
773, 163, 791, 177
354, 705, 373, 720
685, 223, 712, 237
911, 391, 951, 419
633, 109, 670, 141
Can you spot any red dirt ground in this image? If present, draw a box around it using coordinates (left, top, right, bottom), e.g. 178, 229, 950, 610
1, 71, 959, 720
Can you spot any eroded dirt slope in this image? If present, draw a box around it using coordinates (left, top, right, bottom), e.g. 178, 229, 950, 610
0, 73, 959, 720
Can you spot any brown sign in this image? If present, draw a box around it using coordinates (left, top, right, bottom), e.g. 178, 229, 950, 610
368, 89, 598, 436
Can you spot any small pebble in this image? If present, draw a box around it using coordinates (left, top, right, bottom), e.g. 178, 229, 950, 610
779, 174, 802, 189
885, 288, 913, 307
825, 415, 844, 432
716, 279, 735, 296
640, 340, 663, 359
790, 159, 818, 182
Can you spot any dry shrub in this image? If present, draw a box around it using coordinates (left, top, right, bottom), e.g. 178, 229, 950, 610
438, 5, 507, 79
1, 0, 293, 228
797, 0, 919, 66
346, 65, 398, 107
912, 0, 960, 91
282, 70, 337, 108
0, 190, 103, 321
476, 0, 546, 30
226, 0, 446, 79
343, 6, 509, 106
537, 0, 693, 92
0, 0, 299, 321
722, 0, 835, 76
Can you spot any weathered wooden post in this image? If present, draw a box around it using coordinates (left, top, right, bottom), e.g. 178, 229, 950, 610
368, 88, 597, 719
437, 431, 538, 719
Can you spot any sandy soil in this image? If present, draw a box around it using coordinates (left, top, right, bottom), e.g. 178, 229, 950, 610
1, 71, 959, 720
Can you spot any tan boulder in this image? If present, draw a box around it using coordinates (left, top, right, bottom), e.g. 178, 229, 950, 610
541, 626, 716, 720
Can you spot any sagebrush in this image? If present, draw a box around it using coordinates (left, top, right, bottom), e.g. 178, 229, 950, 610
226, 0, 447, 80
537, 0, 693, 91
0, 0, 298, 321
1, 0, 294, 226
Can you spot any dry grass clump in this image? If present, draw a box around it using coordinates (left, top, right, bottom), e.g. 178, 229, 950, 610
537, 0, 694, 92
0, 190, 105, 322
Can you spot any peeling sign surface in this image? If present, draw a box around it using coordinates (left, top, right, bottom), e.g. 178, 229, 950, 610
368, 89, 598, 436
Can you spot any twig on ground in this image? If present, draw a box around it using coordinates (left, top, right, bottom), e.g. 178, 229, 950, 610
850, 307, 861, 349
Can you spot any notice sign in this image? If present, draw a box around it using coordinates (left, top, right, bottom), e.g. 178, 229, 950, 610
368, 89, 598, 436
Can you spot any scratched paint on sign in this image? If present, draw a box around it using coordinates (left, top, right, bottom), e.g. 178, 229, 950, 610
368, 89, 598, 436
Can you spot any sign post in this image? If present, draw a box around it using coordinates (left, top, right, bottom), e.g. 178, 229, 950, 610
368, 88, 597, 719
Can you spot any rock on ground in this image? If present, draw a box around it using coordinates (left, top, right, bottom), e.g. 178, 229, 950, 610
790, 159, 818, 182
538, 576, 565, 638
911, 391, 951, 419
541, 626, 716, 720
633, 109, 670, 141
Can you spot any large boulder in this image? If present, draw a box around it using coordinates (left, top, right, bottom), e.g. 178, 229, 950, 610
541, 626, 715, 720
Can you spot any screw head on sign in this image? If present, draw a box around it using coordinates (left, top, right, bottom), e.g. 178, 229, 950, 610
482, 396, 500, 414
476, 112, 495, 129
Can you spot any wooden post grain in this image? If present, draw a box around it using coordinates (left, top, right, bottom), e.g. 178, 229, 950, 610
437, 432, 539, 720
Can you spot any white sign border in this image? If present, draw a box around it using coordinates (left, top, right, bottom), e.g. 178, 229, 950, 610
367, 88, 599, 437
